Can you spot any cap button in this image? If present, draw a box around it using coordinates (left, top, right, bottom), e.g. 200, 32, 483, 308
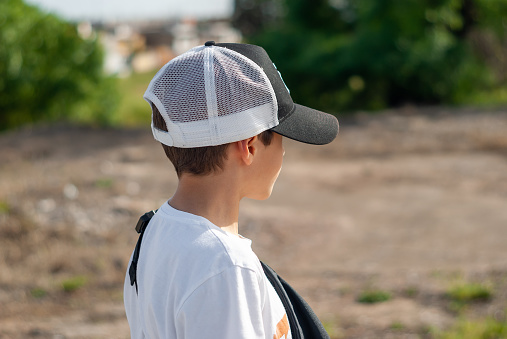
204, 41, 215, 47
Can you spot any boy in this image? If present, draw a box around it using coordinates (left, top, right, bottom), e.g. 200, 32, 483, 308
124, 41, 339, 338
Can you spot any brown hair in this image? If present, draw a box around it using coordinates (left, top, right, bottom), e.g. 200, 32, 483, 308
152, 105, 273, 177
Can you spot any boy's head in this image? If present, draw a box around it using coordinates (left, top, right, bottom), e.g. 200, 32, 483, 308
145, 41, 339, 176
152, 104, 273, 177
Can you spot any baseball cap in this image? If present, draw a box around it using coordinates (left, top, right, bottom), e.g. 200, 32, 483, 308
144, 41, 339, 148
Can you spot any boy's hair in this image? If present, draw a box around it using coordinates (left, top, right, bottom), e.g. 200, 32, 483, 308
152, 105, 274, 177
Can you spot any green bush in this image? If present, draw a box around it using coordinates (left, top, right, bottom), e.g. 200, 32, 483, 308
238, 0, 507, 113
390, 321, 405, 330
30, 287, 48, 298
0, 0, 118, 130
438, 316, 507, 339
0, 200, 10, 214
95, 178, 113, 188
113, 71, 156, 126
357, 289, 391, 304
447, 282, 492, 302
61, 275, 87, 293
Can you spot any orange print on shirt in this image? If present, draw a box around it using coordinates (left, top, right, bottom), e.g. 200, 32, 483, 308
273, 313, 289, 339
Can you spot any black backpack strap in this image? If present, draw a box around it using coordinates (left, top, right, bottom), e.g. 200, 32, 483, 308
261, 261, 303, 339
278, 273, 330, 338
261, 261, 330, 339
129, 210, 157, 294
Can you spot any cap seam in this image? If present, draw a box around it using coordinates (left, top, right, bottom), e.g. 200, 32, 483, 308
276, 103, 297, 125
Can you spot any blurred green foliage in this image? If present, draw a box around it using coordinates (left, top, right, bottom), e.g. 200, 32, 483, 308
447, 282, 492, 302
30, 287, 48, 298
61, 275, 87, 293
234, 0, 507, 113
437, 315, 507, 339
356, 289, 392, 303
0, 0, 118, 130
114, 71, 157, 126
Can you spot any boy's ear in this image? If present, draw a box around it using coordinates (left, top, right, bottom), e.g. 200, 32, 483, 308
236, 135, 258, 166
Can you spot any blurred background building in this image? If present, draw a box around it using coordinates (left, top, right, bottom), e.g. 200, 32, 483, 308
25, 0, 241, 76
94, 18, 241, 76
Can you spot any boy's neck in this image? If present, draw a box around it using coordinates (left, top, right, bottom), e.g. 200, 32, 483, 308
169, 172, 241, 235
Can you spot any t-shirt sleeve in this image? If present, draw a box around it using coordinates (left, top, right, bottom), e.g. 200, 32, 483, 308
175, 265, 267, 339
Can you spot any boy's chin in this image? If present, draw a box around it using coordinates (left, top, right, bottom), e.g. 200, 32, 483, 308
246, 190, 273, 201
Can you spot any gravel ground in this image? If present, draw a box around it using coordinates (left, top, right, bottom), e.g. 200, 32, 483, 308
1, 106, 507, 338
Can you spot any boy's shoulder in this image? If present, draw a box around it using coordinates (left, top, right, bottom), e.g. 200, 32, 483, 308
144, 202, 262, 276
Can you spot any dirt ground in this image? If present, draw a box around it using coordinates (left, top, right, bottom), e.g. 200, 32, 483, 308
1, 106, 507, 338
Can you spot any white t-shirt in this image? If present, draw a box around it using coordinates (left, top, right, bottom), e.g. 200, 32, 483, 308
124, 201, 291, 339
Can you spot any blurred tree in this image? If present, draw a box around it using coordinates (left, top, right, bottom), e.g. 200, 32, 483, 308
234, 0, 507, 112
232, 0, 282, 37
0, 0, 118, 130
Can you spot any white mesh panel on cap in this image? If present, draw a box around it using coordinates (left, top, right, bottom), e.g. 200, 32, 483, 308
153, 47, 208, 124
214, 49, 276, 118
144, 45, 278, 147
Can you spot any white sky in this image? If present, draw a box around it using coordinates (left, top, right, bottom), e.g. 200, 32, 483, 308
25, 0, 234, 21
